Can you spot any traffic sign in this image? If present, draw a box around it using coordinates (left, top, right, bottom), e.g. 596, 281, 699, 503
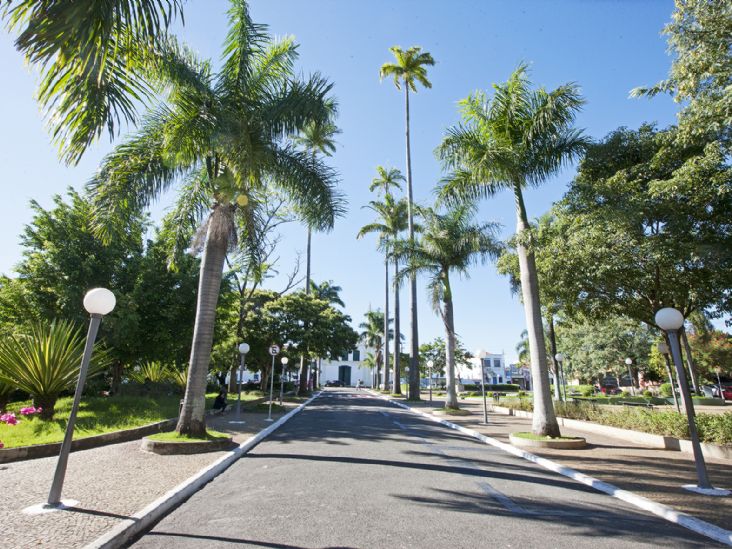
269, 344, 280, 356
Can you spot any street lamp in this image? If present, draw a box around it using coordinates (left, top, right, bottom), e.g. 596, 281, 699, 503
624, 357, 634, 396
48, 288, 116, 507
426, 360, 434, 403
655, 308, 728, 495
266, 344, 280, 422
235, 342, 250, 419
476, 350, 489, 424
404, 367, 409, 399
279, 356, 289, 405
555, 353, 567, 401
657, 342, 680, 412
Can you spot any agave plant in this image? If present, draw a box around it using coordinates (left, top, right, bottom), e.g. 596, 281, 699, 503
0, 320, 110, 419
127, 361, 173, 384
169, 367, 188, 393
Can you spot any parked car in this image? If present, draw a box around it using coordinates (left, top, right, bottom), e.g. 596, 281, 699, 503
721, 385, 732, 400
701, 385, 722, 398
601, 385, 622, 395
325, 380, 344, 387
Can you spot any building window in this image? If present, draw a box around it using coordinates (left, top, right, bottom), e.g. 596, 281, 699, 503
494, 359, 502, 369
352, 349, 360, 361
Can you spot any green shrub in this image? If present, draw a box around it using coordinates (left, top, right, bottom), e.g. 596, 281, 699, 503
462, 383, 520, 392
691, 397, 725, 406
642, 390, 653, 398
659, 383, 673, 397
0, 320, 111, 419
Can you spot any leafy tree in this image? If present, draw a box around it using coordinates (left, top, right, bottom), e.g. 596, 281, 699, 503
632, 0, 732, 144
395, 204, 501, 409
438, 64, 587, 435
687, 330, 732, 382
547, 124, 732, 332
419, 336, 472, 379
358, 190, 408, 392
0, 320, 110, 419
88, 2, 342, 436
380, 46, 435, 399
555, 316, 656, 387
2, 0, 184, 164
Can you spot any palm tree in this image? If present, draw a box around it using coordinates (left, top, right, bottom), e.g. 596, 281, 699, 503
380, 46, 435, 400
515, 330, 530, 366
437, 64, 587, 436
89, 2, 342, 436
358, 193, 408, 393
3, 0, 184, 164
368, 166, 406, 393
359, 309, 393, 389
309, 280, 345, 307
395, 204, 501, 409
293, 114, 341, 295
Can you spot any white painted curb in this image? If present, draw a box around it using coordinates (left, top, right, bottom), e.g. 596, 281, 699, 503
84, 392, 321, 549
373, 393, 732, 547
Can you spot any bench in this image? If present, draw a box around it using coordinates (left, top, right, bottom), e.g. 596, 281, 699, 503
619, 401, 654, 409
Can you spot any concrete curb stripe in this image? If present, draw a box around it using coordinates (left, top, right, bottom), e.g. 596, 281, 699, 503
84, 393, 321, 549
372, 393, 732, 547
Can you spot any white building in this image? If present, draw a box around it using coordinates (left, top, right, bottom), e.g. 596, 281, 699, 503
318, 344, 375, 387
456, 352, 508, 385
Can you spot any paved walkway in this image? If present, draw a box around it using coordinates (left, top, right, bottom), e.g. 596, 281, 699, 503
0, 404, 298, 549
400, 394, 732, 531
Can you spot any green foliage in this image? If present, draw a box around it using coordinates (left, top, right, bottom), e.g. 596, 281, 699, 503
659, 383, 674, 397
3, 0, 184, 164
547, 125, 732, 326
0, 320, 110, 419
379, 46, 435, 93
127, 362, 173, 384
419, 337, 472, 377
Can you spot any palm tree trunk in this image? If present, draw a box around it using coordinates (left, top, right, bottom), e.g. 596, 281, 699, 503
404, 85, 420, 401
512, 183, 559, 437
393, 258, 402, 394
305, 227, 312, 293
443, 290, 458, 409
680, 327, 700, 394
297, 230, 312, 394
383, 256, 390, 391
176, 204, 232, 437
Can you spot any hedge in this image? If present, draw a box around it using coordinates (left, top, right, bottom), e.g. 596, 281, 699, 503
461, 383, 520, 392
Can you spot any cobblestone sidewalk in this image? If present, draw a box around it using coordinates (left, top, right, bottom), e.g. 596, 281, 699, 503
400, 394, 732, 532
1, 404, 298, 549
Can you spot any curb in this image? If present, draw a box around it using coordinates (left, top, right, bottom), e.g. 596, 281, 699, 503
371, 392, 732, 547
83, 393, 321, 549
0, 418, 177, 464
493, 405, 732, 461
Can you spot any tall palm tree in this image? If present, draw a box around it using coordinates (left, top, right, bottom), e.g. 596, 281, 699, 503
309, 280, 345, 307
89, 1, 342, 436
368, 166, 406, 393
3, 0, 184, 164
437, 64, 587, 436
359, 309, 393, 388
395, 204, 501, 409
358, 193, 408, 392
380, 46, 435, 400
292, 115, 340, 393
293, 113, 341, 295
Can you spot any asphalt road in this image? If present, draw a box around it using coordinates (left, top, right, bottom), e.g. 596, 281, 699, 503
130, 389, 722, 548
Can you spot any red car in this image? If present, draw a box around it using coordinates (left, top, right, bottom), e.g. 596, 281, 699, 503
722, 386, 732, 400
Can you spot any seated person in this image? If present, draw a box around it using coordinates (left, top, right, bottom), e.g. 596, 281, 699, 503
213, 389, 228, 414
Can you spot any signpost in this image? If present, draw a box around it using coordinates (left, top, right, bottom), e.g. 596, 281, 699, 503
266, 344, 280, 421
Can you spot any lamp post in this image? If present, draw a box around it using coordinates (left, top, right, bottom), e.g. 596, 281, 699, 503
235, 343, 250, 417
48, 288, 115, 507
625, 357, 635, 396
427, 360, 434, 402
655, 308, 728, 495
714, 366, 724, 401
476, 350, 489, 424
279, 356, 289, 405
404, 367, 409, 399
555, 353, 567, 401
658, 342, 680, 412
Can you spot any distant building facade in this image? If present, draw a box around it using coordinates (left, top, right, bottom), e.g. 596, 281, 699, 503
318, 344, 374, 387
456, 352, 508, 385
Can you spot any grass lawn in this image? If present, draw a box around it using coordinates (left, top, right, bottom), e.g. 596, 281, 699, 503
0, 390, 264, 449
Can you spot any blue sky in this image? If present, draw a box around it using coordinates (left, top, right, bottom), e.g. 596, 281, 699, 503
0, 0, 709, 363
